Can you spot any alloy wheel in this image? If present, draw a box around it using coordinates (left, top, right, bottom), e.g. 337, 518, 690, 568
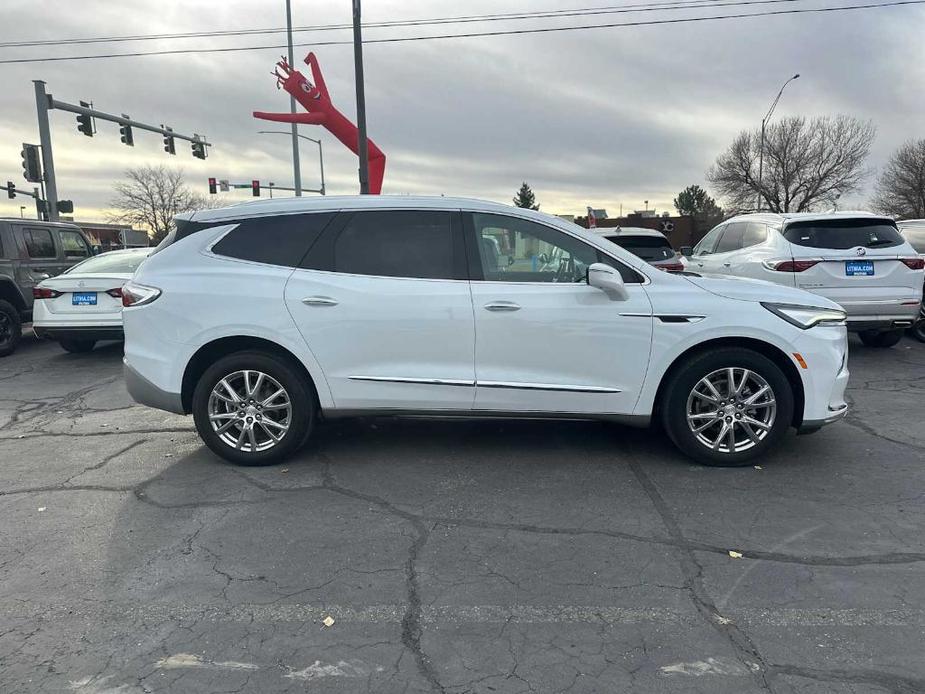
686, 367, 777, 454
208, 370, 292, 453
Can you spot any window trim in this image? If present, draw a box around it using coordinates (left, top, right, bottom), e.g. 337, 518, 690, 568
462, 212, 646, 285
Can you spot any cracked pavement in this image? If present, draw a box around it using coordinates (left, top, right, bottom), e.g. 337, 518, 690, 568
1, 334, 924, 693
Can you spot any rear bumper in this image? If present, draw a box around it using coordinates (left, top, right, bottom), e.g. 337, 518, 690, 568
34, 325, 124, 342
124, 359, 185, 414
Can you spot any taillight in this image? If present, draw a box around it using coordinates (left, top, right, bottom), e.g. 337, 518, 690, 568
658, 262, 685, 272
106, 288, 123, 299
121, 281, 161, 307
764, 259, 821, 272
32, 287, 62, 299
900, 258, 925, 270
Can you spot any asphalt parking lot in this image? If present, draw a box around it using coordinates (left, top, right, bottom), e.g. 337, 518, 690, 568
1, 333, 924, 693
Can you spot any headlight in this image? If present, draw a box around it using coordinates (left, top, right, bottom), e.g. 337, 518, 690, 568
121, 281, 161, 308
761, 302, 846, 329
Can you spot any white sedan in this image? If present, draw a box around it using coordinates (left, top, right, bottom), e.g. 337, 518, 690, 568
33, 247, 152, 353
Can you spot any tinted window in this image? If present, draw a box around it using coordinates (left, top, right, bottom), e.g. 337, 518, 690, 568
694, 225, 724, 255
65, 250, 151, 275
714, 223, 746, 253
59, 230, 90, 259
783, 219, 904, 249
900, 226, 925, 253
741, 222, 768, 248
605, 234, 674, 261
22, 227, 56, 258
333, 210, 455, 279
212, 213, 334, 267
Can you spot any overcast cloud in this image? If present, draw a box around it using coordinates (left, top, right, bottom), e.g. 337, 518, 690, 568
1, 0, 923, 222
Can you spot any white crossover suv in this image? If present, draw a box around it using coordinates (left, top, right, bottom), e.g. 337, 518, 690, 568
681, 212, 924, 348
123, 196, 850, 467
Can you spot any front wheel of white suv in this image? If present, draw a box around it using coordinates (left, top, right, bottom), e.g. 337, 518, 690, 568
661, 348, 794, 467
192, 351, 315, 466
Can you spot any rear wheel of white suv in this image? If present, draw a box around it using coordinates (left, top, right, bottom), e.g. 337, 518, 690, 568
192, 351, 314, 466
662, 348, 794, 467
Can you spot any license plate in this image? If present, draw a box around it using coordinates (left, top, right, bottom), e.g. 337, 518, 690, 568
72, 292, 97, 306
845, 260, 874, 276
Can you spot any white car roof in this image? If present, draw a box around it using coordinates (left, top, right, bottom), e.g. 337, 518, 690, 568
726, 210, 893, 226
594, 226, 667, 239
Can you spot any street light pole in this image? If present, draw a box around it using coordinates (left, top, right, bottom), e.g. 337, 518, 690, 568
285, 0, 302, 197
756, 73, 799, 212
257, 130, 325, 195
353, 0, 370, 194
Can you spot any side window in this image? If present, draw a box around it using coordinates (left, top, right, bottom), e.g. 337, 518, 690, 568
21, 227, 56, 259
472, 213, 597, 283
59, 230, 90, 259
212, 213, 334, 267
332, 210, 456, 280
741, 222, 768, 248
714, 223, 746, 254
694, 225, 724, 256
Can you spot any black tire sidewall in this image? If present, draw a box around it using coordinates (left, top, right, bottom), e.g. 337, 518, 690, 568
662, 348, 794, 467
59, 339, 96, 353
859, 329, 903, 348
0, 300, 22, 357
192, 351, 313, 466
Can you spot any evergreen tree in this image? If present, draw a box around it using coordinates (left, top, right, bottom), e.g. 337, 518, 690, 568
513, 182, 540, 210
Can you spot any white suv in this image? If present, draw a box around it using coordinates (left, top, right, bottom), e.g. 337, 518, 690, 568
123, 196, 850, 467
682, 212, 924, 347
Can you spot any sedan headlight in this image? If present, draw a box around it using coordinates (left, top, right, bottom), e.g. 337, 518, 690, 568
761, 302, 846, 329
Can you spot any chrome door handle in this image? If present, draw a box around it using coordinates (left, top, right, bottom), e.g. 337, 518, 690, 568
301, 296, 338, 307
723, 262, 731, 267
484, 301, 521, 312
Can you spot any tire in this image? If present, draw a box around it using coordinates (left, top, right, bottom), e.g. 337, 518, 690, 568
910, 317, 925, 344
858, 329, 903, 348
59, 339, 96, 353
661, 347, 794, 467
0, 300, 22, 358
192, 350, 314, 466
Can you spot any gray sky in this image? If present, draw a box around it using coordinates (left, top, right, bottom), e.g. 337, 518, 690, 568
1, 0, 923, 222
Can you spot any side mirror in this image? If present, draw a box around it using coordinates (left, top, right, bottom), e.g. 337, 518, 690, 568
586, 262, 629, 301
680, 246, 693, 257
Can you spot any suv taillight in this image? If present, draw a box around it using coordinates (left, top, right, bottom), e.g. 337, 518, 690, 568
900, 258, 925, 270
121, 281, 161, 307
764, 259, 821, 272
32, 287, 62, 299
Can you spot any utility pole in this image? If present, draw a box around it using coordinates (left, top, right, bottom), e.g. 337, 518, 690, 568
33, 81, 59, 221
756, 73, 800, 212
285, 0, 302, 197
353, 0, 370, 194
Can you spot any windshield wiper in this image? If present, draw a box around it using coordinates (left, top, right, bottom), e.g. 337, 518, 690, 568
867, 239, 897, 247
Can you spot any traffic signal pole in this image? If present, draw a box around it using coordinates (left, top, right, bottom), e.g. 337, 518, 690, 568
33, 81, 59, 221
353, 0, 370, 194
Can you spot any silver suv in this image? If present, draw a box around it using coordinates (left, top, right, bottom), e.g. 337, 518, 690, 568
0, 218, 94, 356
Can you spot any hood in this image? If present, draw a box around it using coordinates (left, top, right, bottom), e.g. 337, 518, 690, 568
682, 273, 842, 310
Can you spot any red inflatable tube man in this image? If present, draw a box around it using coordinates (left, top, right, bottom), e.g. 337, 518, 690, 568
254, 53, 385, 194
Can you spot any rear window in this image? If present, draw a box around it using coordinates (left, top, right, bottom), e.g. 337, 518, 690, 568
605, 235, 674, 261
65, 251, 150, 275
901, 226, 925, 253
783, 219, 904, 250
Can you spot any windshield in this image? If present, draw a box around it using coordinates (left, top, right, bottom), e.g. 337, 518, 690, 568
605, 235, 675, 261
65, 250, 151, 275
783, 219, 904, 250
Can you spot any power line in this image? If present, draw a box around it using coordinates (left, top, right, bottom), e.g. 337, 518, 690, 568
0, 0, 920, 64
0, 0, 808, 49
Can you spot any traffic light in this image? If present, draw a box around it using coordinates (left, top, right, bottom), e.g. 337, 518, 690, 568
191, 138, 207, 160
208, 177, 217, 195
76, 101, 93, 137
119, 115, 134, 146
162, 126, 176, 155
5, 181, 14, 199
58, 200, 74, 214
21, 144, 42, 183
252, 180, 260, 197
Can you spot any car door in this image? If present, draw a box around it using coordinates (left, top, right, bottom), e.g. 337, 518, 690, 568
688, 223, 725, 272
10, 224, 64, 305
56, 228, 92, 268
726, 222, 772, 280
706, 222, 746, 275
285, 208, 476, 411
466, 211, 654, 415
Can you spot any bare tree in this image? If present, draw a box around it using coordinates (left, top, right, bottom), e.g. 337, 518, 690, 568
109, 165, 213, 243
871, 139, 925, 219
707, 115, 876, 213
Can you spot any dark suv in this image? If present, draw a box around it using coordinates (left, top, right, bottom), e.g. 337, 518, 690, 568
0, 218, 94, 356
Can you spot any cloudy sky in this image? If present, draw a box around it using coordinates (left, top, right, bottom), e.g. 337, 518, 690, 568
1, 0, 923, 223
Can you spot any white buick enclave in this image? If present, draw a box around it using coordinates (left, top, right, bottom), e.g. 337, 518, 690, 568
123, 196, 849, 467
